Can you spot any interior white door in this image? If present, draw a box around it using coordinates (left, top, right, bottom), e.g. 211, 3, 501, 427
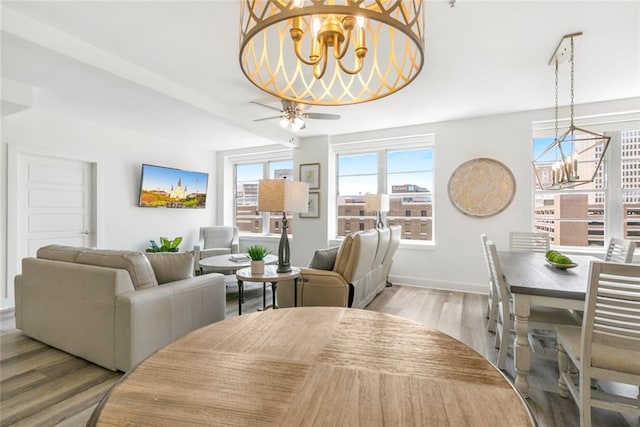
13, 153, 95, 278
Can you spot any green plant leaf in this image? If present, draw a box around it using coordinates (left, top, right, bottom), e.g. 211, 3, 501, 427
247, 244, 269, 260
170, 237, 183, 249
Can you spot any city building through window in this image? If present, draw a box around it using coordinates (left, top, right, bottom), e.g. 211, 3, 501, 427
336, 144, 434, 241
533, 129, 639, 247
234, 159, 294, 235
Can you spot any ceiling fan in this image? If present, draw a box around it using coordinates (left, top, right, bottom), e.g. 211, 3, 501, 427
252, 99, 340, 131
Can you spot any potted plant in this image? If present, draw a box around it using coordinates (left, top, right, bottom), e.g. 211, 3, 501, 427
146, 236, 182, 253
247, 244, 269, 275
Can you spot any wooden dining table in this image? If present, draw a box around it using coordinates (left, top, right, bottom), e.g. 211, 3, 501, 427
88, 307, 534, 426
499, 251, 598, 397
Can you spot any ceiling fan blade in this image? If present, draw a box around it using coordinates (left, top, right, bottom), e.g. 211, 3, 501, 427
303, 112, 341, 120
250, 101, 282, 112
253, 115, 282, 122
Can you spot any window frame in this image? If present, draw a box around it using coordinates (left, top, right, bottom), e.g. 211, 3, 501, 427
532, 113, 640, 251
332, 134, 435, 244
229, 151, 294, 236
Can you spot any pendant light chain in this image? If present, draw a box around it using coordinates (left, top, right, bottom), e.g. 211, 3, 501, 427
570, 37, 575, 127
554, 60, 559, 143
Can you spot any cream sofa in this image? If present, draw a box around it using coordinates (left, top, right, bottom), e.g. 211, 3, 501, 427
14, 245, 226, 372
277, 225, 401, 308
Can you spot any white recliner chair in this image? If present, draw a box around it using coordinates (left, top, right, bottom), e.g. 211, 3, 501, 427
193, 226, 240, 274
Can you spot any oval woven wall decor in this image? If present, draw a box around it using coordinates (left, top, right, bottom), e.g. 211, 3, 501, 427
448, 158, 516, 217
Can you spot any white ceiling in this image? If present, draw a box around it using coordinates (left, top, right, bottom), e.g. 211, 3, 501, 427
2, 1, 639, 151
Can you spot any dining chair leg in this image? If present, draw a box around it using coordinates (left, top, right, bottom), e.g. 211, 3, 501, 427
496, 327, 509, 370
558, 343, 570, 398
579, 370, 592, 427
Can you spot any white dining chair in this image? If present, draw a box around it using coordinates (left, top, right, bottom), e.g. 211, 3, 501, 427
557, 261, 640, 427
480, 234, 498, 333
604, 238, 636, 263
509, 231, 550, 253
486, 242, 581, 370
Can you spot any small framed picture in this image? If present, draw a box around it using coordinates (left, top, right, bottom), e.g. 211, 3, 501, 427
300, 163, 320, 190
300, 192, 320, 218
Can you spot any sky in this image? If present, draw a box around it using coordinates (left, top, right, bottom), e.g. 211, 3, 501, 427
234, 150, 434, 196
339, 148, 433, 195
141, 164, 209, 194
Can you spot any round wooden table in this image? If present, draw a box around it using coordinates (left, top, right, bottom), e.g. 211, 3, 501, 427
89, 308, 534, 426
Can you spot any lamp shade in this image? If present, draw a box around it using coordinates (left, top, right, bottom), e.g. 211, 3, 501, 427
365, 194, 390, 213
258, 179, 309, 213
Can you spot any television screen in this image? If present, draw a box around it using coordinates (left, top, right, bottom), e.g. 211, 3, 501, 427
138, 164, 209, 208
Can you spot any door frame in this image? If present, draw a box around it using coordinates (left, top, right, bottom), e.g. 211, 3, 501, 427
5, 144, 102, 306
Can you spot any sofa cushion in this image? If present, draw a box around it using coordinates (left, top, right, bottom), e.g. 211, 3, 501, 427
341, 237, 360, 283
145, 252, 194, 285
37, 245, 87, 263
309, 247, 339, 271
76, 249, 158, 290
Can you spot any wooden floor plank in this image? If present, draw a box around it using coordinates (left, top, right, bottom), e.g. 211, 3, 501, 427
10, 379, 118, 427
1, 365, 117, 425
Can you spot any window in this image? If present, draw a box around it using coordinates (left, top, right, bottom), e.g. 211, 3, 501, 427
623, 130, 640, 241
234, 159, 294, 235
336, 142, 434, 241
533, 129, 639, 248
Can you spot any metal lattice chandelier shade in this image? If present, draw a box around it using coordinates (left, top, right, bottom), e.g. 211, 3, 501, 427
239, 0, 425, 106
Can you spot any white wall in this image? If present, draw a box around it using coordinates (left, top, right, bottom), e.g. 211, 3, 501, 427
219, 97, 640, 295
335, 98, 639, 293
1, 108, 216, 305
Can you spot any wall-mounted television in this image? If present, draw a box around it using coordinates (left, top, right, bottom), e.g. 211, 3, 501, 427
138, 164, 209, 208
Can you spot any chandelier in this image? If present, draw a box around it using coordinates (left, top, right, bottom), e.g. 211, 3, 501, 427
533, 32, 611, 190
239, 0, 425, 106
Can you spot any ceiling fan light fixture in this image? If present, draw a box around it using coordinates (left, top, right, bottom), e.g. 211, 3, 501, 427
239, 0, 425, 106
292, 117, 305, 131
279, 117, 290, 129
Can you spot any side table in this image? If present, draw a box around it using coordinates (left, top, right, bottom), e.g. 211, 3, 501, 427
235, 265, 301, 315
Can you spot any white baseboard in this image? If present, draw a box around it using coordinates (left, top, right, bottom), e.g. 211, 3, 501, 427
1, 306, 15, 322
388, 274, 489, 295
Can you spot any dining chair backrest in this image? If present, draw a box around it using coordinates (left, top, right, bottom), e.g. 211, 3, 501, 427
487, 242, 510, 312
582, 261, 640, 368
480, 234, 494, 285
509, 231, 550, 253
604, 238, 636, 263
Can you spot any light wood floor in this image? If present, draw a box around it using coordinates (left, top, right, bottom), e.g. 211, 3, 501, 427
1, 281, 638, 427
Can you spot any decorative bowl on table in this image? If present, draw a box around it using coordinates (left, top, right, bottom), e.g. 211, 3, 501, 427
544, 250, 577, 269
545, 259, 578, 269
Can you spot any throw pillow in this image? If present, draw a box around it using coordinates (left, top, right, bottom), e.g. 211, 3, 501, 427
145, 252, 194, 285
309, 246, 339, 271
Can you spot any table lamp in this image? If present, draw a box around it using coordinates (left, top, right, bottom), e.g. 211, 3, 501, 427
365, 194, 390, 229
258, 179, 309, 273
